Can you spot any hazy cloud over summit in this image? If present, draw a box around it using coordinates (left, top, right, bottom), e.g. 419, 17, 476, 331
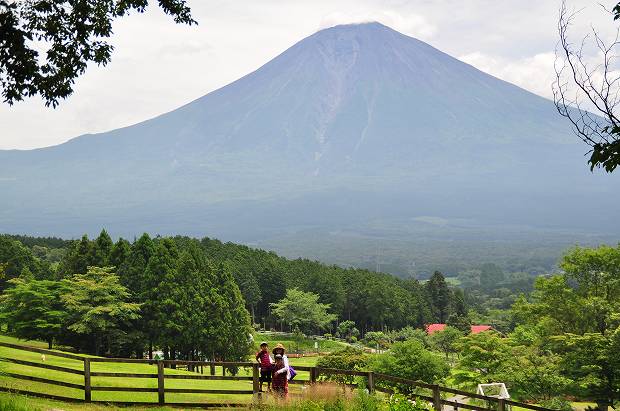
0, 0, 614, 149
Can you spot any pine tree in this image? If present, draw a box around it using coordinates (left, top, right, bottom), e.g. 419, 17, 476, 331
91, 229, 113, 267
213, 262, 253, 361
143, 239, 179, 357
115, 234, 155, 357
60, 235, 93, 276
119, 233, 155, 298
229, 260, 261, 324
425, 271, 451, 323
109, 238, 131, 269
0, 236, 44, 289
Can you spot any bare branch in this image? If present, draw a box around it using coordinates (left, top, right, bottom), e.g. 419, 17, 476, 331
553, 0, 620, 171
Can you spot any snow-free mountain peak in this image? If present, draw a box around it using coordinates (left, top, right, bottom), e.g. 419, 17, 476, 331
0, 23, 617, 256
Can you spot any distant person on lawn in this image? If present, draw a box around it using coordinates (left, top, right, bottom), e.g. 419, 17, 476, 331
255, 342, 273, 392
272, 343, 290, 380
271, 354, 288, 397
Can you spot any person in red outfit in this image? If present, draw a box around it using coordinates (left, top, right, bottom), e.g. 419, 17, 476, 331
255, 342, 273, 392
271, 354, 288, 397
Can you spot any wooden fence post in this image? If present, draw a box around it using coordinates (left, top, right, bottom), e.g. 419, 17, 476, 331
432, 384, 442, 411
83, 358, 91, 403
367, 371, 375, 393
157, 360, 165, 405
498, 398, 506, 411
252, 363, 260, 397
310, 367, 317, 384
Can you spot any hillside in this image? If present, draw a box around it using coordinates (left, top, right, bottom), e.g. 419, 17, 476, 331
1, 22, 618, 275
0, 334, 321, 407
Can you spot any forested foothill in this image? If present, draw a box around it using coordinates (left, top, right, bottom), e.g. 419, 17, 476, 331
1, 231, 619, 410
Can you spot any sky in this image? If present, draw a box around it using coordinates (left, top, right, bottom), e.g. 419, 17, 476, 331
0, 0, 615, 149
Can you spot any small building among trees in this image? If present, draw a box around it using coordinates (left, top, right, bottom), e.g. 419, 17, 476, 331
426, 323, 493, 335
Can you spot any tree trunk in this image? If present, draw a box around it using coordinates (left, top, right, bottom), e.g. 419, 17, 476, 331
211, 352, 216, 375
94, 335, 101, 356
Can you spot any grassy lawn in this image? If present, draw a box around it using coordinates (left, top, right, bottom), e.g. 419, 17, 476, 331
0, 391, 178, 410
0, 335, 320, 406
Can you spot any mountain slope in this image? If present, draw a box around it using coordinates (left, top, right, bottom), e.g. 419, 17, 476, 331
0, 22, 617, 256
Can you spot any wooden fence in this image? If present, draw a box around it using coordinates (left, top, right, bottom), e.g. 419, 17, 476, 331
0, 342, 556, 410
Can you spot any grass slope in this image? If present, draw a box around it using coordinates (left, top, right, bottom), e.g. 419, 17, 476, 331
0, 335, 321, 406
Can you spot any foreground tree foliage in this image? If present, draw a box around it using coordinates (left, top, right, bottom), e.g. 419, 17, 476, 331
513, 245, 620, 411
0, 0, 195, 106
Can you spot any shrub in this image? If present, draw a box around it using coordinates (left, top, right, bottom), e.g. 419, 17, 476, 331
254, 388, 384, 411
353, 389, 382, 411
539, 397, 573, 411
364, 331, 389, 349
389, 327, 428, 346
370, 340, 449, 394
388, 395, 433, 411
317, 347, 369, 384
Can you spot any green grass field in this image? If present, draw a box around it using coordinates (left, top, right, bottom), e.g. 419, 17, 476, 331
0, 392, 180, 411
0, 335, 321, 407
0, 335, 591, 411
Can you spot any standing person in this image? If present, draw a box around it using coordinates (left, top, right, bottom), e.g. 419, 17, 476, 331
271, 354, 288, 397
255, 342, 273, 392
272, 343, 290, 380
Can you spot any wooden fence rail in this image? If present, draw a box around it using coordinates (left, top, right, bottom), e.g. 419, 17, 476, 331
0, 342, 557, 410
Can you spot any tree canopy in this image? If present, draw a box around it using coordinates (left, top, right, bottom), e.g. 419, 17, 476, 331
0, 0, 194, 107
270, 288, 337, 334
513, 245, 620, 410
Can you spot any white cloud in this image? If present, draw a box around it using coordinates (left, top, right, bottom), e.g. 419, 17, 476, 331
459, 52, 557, 99
0, 0, 615, 149
319, 10, 436, 39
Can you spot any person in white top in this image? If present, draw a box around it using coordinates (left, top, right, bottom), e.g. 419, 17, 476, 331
272, 343, 290, 380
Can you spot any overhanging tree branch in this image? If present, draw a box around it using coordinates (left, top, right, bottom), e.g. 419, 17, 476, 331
553, 1, 620, 172
0, 0, 195, 107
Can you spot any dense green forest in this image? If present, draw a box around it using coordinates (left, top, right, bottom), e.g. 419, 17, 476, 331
0, 230, 549, 340
0, 231, 475, 335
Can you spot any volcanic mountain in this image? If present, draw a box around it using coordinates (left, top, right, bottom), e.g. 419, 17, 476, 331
1, 22, 618, 270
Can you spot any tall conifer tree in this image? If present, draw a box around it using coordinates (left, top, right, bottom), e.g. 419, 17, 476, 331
91, 229, 113, 267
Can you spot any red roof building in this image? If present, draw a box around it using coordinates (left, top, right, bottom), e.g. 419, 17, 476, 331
425, 323, 493, 335
426, 323, 447, 334
470, 325, 493, 334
